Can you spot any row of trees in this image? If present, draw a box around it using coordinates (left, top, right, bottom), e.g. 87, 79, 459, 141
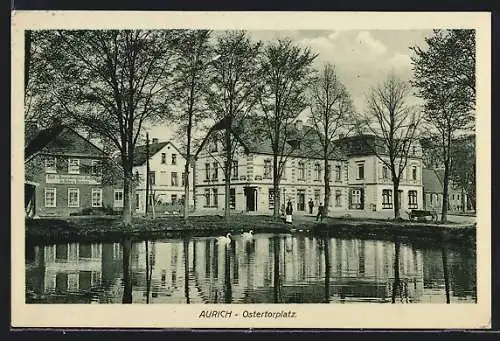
25, 29, 475, 225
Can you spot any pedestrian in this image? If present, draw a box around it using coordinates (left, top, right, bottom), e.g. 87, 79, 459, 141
285, 200, 293, 224
316, 203, 324, 222
308, 199, 314, 215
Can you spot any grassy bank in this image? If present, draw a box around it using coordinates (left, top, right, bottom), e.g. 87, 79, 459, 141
25, 214, 476, 245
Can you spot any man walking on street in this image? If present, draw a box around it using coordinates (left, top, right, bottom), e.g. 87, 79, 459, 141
316, 203, 324, 222
308, 199, 314, 215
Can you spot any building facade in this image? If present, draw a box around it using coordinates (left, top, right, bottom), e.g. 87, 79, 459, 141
194, 125, 424, 216
132, 140, 194, 214
340, 135, 424, 213
25, 126, 122, 217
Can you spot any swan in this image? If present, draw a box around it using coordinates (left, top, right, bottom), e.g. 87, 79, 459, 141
216, 233, 232, 245
242, 230, 254, 240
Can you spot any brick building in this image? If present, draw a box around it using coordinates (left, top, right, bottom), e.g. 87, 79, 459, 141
25, 126, 122, 217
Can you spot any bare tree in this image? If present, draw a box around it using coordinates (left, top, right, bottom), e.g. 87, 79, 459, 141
206, 31, 261, 222
258, 39, 317, 219
410, 29, 475, 223
171, 30, 214, 221
357, 73, 421, 219
32, 30, 179, 226
308, 63, 354, 217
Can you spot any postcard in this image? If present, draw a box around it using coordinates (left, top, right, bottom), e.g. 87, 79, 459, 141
11, 10, 491, 329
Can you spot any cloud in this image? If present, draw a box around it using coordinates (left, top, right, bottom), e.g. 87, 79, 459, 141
391, 53, 412, 69
355, 31, 387, 56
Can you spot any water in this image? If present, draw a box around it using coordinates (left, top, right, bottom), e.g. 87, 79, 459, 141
25, 233, 476, 304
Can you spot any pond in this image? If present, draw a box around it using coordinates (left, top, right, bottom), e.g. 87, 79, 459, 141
25, 232, 477, 304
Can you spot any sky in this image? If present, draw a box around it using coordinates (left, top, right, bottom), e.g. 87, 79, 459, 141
147, 29, 432, 144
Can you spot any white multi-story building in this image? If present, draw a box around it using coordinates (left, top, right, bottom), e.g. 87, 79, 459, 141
133, 139, 193, 214
340, 135, 424, 213
193, 120, 424, 215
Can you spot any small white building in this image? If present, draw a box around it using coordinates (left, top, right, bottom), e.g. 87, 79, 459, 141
133, 139, 193, 214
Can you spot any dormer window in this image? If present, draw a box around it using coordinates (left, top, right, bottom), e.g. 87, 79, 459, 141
45, 157, 57, 173
68, 159, 80, 174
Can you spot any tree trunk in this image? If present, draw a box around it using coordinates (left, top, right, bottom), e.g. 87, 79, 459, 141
323, 159, 331, 217
273, 153, 281, 220
224, 127, 231, 223
183, 167, 190, 220
145, 133, 150, 216
122, 166, 133, 227
441, 161, 450, 223
121, 238, 133, 303
461, 189, 466, 213
393, 179, 400, 219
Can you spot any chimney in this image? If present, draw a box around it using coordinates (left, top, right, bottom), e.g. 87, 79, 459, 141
151, 138, 159, 144
294, 120, 303, 131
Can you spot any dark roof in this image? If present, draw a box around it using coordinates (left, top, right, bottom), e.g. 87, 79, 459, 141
198, 117, 347, 161
422, 168, 443, 194
25, 125, 106, 161
133, 142, 169, 166
133, 141, 187, 166
25, 125, 66, 160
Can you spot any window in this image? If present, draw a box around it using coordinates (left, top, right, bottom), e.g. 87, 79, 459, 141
335, 165, 341, 182
44, 188, 56, 207
268, 189, 275, 209
264, 160, 272, 178
452, 194, 455, 200
412, 166, 417, 181
335, 190, 342, 207
171, 194, 177, 203
457, 194, 460, 201
205, 163, 211, 180
181, 172, 186, 186
382, 165, 388, 180
135, 193, 140, 209
161, 153, 166, 164
91, 188, 103, 207
232, 161, 239, 179
114, 189, 124, 208
212, 162, 218, 180
171, 172, 178, 186
382, 189, 393, 209
45, 157, 57, 173
408, 190, 417, 209
90, 160, 100, 175
212, 188, 218, 208
229, 188, 236, 209
171, 154, 177, 165
357, 163, 364, 179
149, 171, 156, 185
298, 162, 305, 180
68, 188, 79, 208
314, 163, 321, 180
412, 146, 417, 156
350, 189, 363, 209
68, 159, 80, 174
314, 189, 320, 204
204, 189, 211, 207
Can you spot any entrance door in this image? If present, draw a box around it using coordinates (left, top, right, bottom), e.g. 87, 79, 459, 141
297, 190, 305, 211
245, 187, 257, 211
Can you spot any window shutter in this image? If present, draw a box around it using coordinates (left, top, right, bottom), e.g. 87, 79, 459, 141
348, 189, 352, 209
360, 189, 364, 209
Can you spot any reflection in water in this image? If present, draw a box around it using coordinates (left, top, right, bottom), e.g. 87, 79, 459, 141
25, 233, 477, 304
122, 239, 132, 304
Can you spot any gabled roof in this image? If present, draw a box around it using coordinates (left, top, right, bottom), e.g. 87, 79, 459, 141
25, 125, 107, 161
422, 168, 443, 194
133, 141, 186, 166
